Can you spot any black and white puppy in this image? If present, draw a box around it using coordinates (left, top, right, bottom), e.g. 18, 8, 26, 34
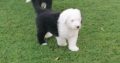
32, 0, 82, 51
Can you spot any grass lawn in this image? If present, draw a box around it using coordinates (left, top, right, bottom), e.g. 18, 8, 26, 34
0, 0, 120, 63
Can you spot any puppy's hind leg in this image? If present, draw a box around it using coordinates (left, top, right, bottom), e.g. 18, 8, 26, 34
37, 31, 47, 45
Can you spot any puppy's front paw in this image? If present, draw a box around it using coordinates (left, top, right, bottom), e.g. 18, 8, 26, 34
69, 46, 79, 51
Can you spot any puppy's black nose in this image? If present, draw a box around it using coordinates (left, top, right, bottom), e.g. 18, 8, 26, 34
77, 26, 80, 29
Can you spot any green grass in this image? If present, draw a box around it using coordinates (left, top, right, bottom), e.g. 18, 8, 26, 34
0, 0, 120, 63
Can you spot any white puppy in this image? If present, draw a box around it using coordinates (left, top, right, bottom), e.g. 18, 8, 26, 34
56, 9, 82, 51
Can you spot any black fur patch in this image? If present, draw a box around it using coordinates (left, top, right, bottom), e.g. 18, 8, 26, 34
36, 11, 60, 44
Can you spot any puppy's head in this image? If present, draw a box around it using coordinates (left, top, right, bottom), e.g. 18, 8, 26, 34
64, 9, 82, 30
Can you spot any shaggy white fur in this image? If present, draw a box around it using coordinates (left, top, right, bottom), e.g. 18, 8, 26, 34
57, 8, 82, 51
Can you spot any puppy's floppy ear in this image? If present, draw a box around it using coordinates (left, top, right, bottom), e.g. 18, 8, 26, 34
64, 16, 70, 24
75, 9, 83, 24
58, 12, 69, 24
